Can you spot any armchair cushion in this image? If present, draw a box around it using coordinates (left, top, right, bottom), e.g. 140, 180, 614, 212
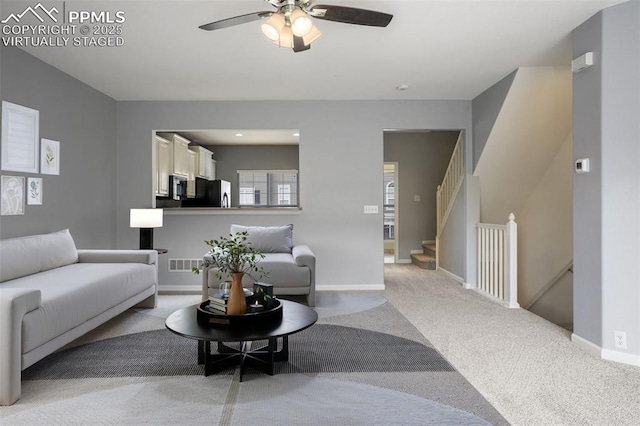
230, 224, 293, 253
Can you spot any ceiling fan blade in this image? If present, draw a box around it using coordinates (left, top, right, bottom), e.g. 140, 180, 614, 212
199, 11, 273, 31
309, 5, 392, 27
293, 36, 311, 53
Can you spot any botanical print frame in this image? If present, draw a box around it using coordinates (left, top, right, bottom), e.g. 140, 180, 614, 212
27, 177, 43, 205
1, 101, 40, 173
40, 138, 60, 175
1, 175, 25, 216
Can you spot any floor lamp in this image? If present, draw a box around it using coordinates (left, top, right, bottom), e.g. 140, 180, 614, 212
130, 208, 163, 250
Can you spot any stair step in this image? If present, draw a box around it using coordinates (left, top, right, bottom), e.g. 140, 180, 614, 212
422, 243, 436, 257
411, 253, 436, 270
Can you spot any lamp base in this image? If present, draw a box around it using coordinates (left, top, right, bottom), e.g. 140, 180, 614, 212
139, 228, 154, 250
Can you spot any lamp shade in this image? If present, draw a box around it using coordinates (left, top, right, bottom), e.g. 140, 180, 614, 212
130, 209, 163, 228
261, 13, 285, 41
291, 9, 313, 37
302, 24, 322, 45
275, 25, 294, 48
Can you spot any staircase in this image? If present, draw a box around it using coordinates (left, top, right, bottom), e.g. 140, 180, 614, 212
411, 243, 436, 270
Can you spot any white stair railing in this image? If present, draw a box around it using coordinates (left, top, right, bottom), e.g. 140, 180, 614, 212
476, 213, 519, 308
436, 133, 464, 236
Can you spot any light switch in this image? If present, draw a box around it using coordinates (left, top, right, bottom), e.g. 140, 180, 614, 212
414, 195, 421, 202
364, 205, 379, 214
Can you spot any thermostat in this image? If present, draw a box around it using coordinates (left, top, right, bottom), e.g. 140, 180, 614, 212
575, 158, 590, 174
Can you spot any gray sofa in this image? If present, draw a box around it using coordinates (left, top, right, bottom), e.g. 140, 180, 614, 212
201, 224, 316, 306
0, 229, 158, 405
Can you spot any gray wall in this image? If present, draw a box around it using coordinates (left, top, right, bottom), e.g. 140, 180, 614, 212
383, 131, 458, 260
116, 100, 472, 290
573, 1, 640, 357
0, 47, 117, 248
472, 70, 517, 171
208, 145, 299, 207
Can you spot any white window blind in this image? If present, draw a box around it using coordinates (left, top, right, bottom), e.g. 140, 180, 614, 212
238, 170, 298, 207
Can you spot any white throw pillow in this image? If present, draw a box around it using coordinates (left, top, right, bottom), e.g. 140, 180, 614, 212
0, 229, 78, 282
230, 224, 293, 253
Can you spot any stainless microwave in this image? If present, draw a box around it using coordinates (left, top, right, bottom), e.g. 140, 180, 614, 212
169, 175, 187, 200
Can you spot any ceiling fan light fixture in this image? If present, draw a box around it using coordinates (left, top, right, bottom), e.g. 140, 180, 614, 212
260, 13, 285, 41
290, 9, 313, 37
302, 23, 322, 46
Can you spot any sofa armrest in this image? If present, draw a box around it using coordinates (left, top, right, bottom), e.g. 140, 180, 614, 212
292, 245, 315, 269
77, 250, 158, 265
0, 288, 41, 405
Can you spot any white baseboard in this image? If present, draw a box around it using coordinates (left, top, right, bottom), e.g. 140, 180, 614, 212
571, 333, 602, 358
397, 259, 412, 264
316, 284, 385, 292
161, 284, 387, 293
602, 349, 640, 367
572, 333, 640, 366
159, 285, 201, 293
410, 249, 423, 254
437, 267, 464, 284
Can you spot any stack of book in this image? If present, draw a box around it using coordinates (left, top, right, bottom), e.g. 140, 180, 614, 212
206, 293, 228, 314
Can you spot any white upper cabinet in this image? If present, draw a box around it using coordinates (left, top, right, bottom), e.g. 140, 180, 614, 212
187, 149, 197, 198
155, 136, 171, 197
166, 133, 190, 177
193, 146, 215, 180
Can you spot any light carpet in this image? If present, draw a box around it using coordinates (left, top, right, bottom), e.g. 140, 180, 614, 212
383, 264, 640, 426
1, 292, 507, 425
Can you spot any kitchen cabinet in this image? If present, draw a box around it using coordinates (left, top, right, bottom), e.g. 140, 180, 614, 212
193, 146, 215, 180
187, 149, 197, 198
207, 157, 216, 181
155, 136, 170, 197
166, 134, 190, 178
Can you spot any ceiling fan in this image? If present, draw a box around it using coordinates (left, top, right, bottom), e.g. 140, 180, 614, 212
199, 0, 393, 53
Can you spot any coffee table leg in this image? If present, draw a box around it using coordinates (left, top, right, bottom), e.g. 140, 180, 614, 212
274, 336, 289, 362
198, 340, 205, 364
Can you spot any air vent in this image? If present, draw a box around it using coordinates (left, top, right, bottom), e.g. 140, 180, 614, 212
169, 258, 202, 272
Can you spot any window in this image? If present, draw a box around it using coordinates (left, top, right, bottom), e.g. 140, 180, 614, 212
238, 170, 298, 207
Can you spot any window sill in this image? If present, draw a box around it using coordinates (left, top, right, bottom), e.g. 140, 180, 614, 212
163, 207, 302, 216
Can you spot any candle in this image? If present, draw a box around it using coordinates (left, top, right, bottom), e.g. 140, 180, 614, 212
249, 302, 264, 313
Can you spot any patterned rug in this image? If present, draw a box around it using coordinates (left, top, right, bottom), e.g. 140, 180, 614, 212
3, 294, 508, 425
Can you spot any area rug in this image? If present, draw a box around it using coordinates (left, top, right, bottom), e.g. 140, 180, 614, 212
2, 294, 509, 425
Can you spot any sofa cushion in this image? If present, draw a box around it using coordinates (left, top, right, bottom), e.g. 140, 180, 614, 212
230, 224, 293, 253
5, 262, 156, 353
0, 229, 78, 283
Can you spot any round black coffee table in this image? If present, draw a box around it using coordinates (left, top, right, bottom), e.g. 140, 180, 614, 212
165, 300, 317, 381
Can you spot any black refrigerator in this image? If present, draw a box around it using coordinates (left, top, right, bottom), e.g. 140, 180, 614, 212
184, 179, 231, 207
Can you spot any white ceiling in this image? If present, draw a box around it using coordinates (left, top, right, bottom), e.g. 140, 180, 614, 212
9, 0, 624, 101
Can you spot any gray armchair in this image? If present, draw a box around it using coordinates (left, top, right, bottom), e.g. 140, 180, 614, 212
201, 224, 316, 306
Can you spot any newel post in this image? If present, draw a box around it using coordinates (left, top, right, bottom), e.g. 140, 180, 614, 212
505, 213, 519, 308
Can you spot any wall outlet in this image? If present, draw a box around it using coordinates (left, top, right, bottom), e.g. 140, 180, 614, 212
363, 205, 378, 214
614, 331, 627, 349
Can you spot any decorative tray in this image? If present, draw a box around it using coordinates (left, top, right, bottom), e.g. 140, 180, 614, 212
196, 299, 282, 327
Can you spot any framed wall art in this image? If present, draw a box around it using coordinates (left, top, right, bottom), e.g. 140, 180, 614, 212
27, 177, 43, 205
1, 101, 40, 173
1, 175, 25, 216
40, 138, 60, 175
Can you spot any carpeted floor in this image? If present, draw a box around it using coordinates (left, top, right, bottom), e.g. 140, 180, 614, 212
383, 264, 640, 426
2, 290, 507, 425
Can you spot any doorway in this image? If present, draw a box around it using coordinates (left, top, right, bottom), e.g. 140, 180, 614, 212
384, 162, 398, 263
